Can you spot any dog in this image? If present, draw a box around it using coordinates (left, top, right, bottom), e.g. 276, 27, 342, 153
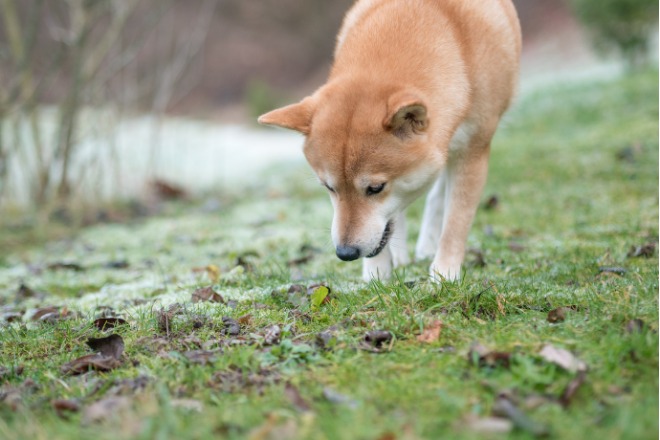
259, 0, 521, 282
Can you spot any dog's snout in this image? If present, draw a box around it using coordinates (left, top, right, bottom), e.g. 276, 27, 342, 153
336, 245, 360, 261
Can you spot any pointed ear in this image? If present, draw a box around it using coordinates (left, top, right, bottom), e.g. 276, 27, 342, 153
383, 91, 428, 139
258, 96, 316, 135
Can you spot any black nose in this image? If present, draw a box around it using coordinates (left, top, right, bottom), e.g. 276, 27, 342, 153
336, 245, 360, 261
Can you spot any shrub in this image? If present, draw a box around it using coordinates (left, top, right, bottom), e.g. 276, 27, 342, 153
569, 0, 658, 68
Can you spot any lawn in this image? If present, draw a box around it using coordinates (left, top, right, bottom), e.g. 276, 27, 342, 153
0, 68, 658, 440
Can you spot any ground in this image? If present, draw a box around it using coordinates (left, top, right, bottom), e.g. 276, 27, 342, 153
0, 69, 658, 440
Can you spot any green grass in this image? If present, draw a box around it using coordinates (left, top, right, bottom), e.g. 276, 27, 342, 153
0, 69, 658, 440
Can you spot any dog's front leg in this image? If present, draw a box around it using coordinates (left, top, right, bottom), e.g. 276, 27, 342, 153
415, 172, 446, 260
430, 147, 490, 282
362, 246, 392, 281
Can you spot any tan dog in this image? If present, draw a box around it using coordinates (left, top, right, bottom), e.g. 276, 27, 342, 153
259, 0, 521, 282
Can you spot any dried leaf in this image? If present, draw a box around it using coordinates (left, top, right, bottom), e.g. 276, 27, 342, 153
87, 334, 124, 360
559, 370, 587, 408
627, 242, 656, 258
52, 399, 80, 418
182, 349, 221, 365
192, 286, 225, 304
93, 317, 128, 331
222, 317, 241, 336
238, 314, 253, 326
31, 306, 60, 321
364, 330, 393, 347
539, 344, 587, 373
284, 383, 311, 412
547, 307, 567, 323
468, 342, 511, 369
493, 395, 549, 437
416, 320, 442, 344
264, 325, 281, 346
61, 354, 122, 375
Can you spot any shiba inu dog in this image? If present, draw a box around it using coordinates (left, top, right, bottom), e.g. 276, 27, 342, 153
259, 0, 521, 282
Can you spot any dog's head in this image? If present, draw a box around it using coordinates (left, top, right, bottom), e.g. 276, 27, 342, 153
259, 80, 443, 261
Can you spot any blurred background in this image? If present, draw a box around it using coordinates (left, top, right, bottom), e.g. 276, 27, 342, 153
0, 0, 657, 225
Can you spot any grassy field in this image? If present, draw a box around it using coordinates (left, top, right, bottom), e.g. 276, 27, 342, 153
0, 69, 658, 440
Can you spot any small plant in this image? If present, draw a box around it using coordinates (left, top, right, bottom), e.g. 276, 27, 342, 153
569, 0, 659, 68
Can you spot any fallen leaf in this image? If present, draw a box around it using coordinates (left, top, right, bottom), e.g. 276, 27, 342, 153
16, 283, 42, 301
61, 354, 122, 375
93, 317, 128, 331
182, 350, 221, 365
627, 242, 656, 258
222, 317, 241, 336
52, 399, 80, 418
539, 344, 587, 373
468, 342, 511, 369
625, 318, 646, 334
284, 383, 311, 412
192, 286, 225, 304
416, 320, 442, 344
559, 370, 587, 408
87, 334, 125, 360
264, 325, 281, 346
0, 387, 23, 411
238, 314, 253, 326
465, 415, 513, 434
31, 306, 60, 321
309, 285, 330, 309
322, 387, 358, 409
547, 307, 567, 323
150, 179, 187, 200
483, 194, 499, 210
82, 396, 132, 424
493, 395, 549, 437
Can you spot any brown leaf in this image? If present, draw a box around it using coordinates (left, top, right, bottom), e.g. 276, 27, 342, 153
627, 242, 656, 258
61, 354, 121, 375
16, 283, 41, 300
87, 334, 124, 360
468, 342, 511, 369
559, 370, 587, 408
625, 318, 646, 334
150, 179, 187, 200
52, 399, 80, 418
539, 344, 587, 373
365, 330, 393, 347
192, 286, 225, 304
547, 307, 567, 323
483, 194, 499, 210
31, 306, 60, 321
284, 383, 311, 412
93, 317, 128, 331
416, 320, 442, 343
237, 314, 253, 326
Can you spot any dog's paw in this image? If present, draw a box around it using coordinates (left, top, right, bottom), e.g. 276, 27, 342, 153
429, 262, 461, 283
362, 248, 393, 281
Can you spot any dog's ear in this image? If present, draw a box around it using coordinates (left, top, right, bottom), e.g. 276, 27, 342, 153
258, 97, 316, 135
383, 91, 428, 139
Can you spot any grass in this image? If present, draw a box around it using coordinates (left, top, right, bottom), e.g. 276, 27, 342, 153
0, 68, 658, 440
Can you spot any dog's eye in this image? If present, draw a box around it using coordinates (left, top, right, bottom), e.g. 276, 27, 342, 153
323, 183, 336, 193
366, 183, 386, 196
